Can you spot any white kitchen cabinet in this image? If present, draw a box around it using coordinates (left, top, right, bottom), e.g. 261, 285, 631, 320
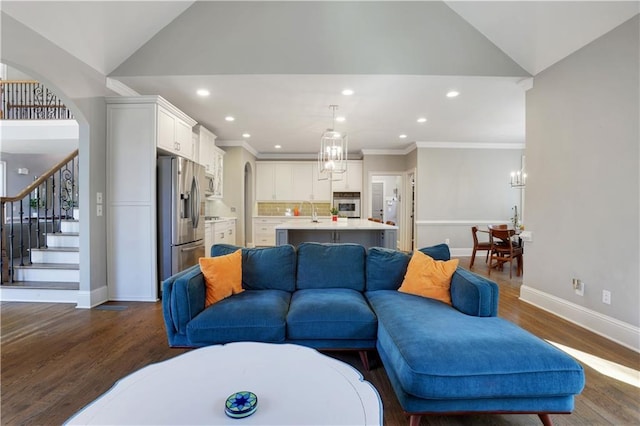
194, 125, 217, 174
331, 160, 363, 192
253, 217, 287, 246
204, 222, 213, 255
157, 104, 195, 160
195, 124, 224, 198
256, 162, 294, 201
106, 96, 196, 301
213, 218, 236, 245
205, 219, 236, 253
256, 161, 329, 202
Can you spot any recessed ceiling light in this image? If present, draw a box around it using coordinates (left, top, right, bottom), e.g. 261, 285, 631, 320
341, 89, 354, 96
225, 116, 235, 122
336, 116, 346, 122
196, 89, 210, 97
274, 145, 282, 149
417, 117, 427, 123
446, 91, 460, 98
399, 134, 408, 139
242, 133, 251, 138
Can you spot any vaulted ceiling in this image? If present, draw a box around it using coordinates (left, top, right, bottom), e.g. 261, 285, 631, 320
2, 1, 638, 156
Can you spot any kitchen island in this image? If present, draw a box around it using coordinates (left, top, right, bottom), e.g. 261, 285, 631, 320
275, 219, 398, 249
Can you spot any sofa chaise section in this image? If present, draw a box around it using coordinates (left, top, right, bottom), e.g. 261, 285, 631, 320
365, 246, 585, 426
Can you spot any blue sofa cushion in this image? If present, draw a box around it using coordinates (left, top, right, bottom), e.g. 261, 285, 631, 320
366, 247, 410, 291
287, 288, 377, 340
367, 290, 585, 399
186, 289, 291, 345
418, 243, 451, 261
296, 243, 366, 291
211, 244, 297, 292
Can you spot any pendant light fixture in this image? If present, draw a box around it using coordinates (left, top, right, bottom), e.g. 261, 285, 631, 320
318, 105, 348, 180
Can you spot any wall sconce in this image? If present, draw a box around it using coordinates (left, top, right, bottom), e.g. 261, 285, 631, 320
510, 169, 527, 188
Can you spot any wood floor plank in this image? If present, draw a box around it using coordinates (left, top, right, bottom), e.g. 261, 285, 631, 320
1, 259, 638, 425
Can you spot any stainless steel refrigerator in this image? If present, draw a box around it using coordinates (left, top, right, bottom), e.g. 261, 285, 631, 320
157, 156, 206, 283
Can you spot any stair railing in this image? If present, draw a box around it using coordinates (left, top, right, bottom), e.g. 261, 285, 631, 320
0, 80, 74, 120
1, 149, 79, 284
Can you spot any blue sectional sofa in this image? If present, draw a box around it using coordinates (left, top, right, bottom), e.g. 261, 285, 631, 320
162, 242, 585, 425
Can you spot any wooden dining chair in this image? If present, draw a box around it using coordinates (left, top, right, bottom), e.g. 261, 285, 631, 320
470, 226, 491, 268
488, 227, 523, 279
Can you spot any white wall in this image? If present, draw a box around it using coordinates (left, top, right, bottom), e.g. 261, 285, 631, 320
220, 145, 256, 246
523, 16, 639, 350
415, 147, 522, 253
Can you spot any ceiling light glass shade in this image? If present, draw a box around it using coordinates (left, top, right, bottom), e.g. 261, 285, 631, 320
318, 105, 348, 180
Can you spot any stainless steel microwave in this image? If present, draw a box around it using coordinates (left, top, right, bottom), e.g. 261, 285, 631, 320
332, 192, 361, 218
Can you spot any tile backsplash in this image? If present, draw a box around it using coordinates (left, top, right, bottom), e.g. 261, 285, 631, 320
258, 202, 332, 216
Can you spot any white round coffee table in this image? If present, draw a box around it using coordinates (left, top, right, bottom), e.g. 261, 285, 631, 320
66, 342, 382, 425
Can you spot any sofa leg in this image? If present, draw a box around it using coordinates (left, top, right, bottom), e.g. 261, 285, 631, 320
408, 414, 421, 426
359, 350, 370, 371
538, 413, 553, 426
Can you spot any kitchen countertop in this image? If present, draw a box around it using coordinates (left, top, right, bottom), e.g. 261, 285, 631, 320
204, 216, 236, 223
254, 215, 331, 220
275, 218, 397, 230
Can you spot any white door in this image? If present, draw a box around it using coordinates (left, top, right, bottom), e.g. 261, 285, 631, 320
371, 182, 384, 222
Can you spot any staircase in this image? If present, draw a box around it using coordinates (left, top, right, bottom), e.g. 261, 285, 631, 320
0, 208, 80, 303
12, 208, 80, 287
0, 149, 80, 303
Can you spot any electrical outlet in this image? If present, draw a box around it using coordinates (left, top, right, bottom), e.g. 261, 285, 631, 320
602, 290, 611, 305
572, 278, 584, 296
445, 238, 450, 245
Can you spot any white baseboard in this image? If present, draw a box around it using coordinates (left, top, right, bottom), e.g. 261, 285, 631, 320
76, 285, 109, 309
0, 287, 78, 304
450, 248, 473, 257
520, 285, 640, 353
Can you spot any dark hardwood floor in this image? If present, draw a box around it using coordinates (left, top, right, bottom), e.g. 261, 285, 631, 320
1, 258, 638, 425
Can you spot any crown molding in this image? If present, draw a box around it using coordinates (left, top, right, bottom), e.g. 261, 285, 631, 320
361, 143, 416, 156
105, 78, 139, 96
517, 77, 534, 91
415, 141, 525, 150
215, 140, 259, 157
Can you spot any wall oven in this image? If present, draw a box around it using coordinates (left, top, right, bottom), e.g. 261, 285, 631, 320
332, 192, 361, 218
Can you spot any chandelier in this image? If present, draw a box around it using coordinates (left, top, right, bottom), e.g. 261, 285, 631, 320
318, 105, 347, 179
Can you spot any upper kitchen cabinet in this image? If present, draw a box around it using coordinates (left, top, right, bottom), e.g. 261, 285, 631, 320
256, 162, 293, 201
331, 160, 363, 192
256, 161, 330, 202
194, 125, 225, 198
194, 124, 217, 175
157, 102, 197, 160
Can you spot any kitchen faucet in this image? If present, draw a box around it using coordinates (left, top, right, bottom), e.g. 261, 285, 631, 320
301, 200, 318, 222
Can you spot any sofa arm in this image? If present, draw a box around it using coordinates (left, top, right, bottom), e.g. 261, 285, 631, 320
161, 265, 206, 346
450, 268, 499, 317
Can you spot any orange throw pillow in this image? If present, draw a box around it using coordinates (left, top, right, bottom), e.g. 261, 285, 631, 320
398, 251, 459, 305
199, 250, 243, 307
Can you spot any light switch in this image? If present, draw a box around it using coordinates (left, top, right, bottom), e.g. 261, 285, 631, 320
97, 205, 103, 216
97, 192, 103, 204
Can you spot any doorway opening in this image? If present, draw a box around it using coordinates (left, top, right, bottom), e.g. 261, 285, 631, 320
370, 173, 404, 249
